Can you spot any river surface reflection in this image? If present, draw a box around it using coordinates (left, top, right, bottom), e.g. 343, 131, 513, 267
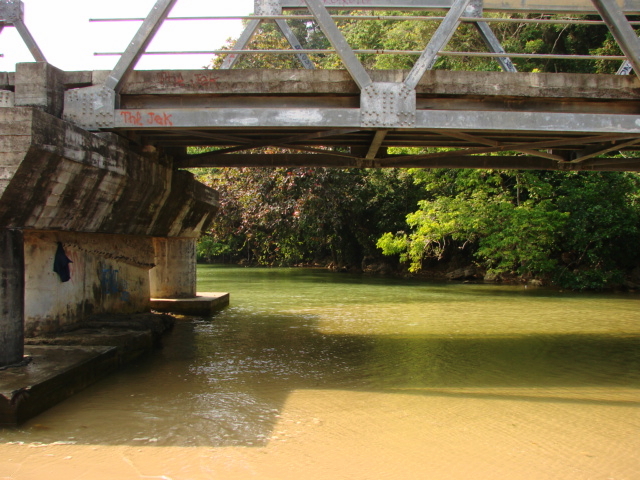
2, 266, 639, 479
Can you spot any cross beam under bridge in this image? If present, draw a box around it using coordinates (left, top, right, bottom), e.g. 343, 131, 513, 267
63, 68, 640, 172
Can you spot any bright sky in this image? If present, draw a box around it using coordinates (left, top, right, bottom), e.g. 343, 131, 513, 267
0, 0, 255, 71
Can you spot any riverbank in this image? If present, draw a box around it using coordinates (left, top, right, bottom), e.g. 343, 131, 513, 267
0, 313, 175, 427
203, 258, 640, 292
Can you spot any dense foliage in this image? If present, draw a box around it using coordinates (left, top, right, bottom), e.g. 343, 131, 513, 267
377, 170, 640, 288
196, 11, 640, 289
195, 166, 423, 269
210, 11, 625, 73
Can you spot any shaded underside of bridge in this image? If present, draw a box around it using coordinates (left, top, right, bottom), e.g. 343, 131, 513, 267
54, 68, 640, 172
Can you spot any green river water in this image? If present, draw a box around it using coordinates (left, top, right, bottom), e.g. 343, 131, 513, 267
2, 266, 639, 479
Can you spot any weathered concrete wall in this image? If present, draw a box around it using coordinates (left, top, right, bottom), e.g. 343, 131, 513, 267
23, 231, 154, 337
149, 238, 196, 299
14, 62, 66, 118
0, 108, 218, 237
0, 63, 221, 366
0, 108, 30, 198
0, 229, 24, 365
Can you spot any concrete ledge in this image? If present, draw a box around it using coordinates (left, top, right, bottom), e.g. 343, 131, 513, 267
0, 313, 175, 426
0, 345, 118, 426
150, 292, 230, 316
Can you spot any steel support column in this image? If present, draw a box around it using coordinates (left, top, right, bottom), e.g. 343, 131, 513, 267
104, 0, 178, 93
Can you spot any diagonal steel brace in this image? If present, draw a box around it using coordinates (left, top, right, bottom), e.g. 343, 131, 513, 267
465, 0, 516, 72
592, 0, 640, 80
0, 0, 46, 62
404, 0, 472, 89
304, 0, 372, 89
104, 0, 179, 93
221, 0, 315, 69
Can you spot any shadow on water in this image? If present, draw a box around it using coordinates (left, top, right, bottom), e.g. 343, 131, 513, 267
4, 311, 639, 448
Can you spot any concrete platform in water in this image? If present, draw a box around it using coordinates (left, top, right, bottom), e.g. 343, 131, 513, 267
0, 345, 117, 427
151, 292, 230, 316
0, 312, 178, 427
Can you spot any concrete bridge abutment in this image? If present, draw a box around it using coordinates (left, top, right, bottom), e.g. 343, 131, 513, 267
0, 63, 222, 367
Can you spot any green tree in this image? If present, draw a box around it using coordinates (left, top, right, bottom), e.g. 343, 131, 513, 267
377, 169, 640, 288
194, 166, 423, 268
549, 171, 640, 288
378, 169, 567, 277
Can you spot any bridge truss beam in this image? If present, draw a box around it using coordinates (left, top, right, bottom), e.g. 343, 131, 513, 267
220, 3, 315, 71
592, 0, 640, 77
59, 0, 640, 172
104, 0, 178, 93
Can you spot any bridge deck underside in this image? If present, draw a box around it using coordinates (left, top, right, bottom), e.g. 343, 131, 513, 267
93, 69, 640, 171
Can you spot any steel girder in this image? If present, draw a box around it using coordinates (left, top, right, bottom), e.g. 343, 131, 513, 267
112, 108, 640, 135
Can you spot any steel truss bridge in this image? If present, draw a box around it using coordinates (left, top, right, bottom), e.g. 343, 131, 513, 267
4, 0, 640, 171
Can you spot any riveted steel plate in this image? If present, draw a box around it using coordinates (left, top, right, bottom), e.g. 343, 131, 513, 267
63, 86, 116, 131
0, 0, 23, 23
361, 83, 416, 128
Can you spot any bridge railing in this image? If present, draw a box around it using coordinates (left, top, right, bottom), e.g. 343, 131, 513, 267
88, 0, 640, 77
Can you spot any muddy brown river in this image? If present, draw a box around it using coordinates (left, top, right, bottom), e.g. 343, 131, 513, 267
1, 266, 639, 479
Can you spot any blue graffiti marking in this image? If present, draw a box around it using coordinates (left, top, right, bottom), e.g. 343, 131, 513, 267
100, 267, 131, 302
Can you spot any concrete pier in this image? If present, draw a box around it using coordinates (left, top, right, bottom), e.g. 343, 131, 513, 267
0, 102, 220, 354
0, 229, 24, 367
150, 237, 198, 299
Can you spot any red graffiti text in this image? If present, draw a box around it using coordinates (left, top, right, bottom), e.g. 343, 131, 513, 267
119, 111, 173, 127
